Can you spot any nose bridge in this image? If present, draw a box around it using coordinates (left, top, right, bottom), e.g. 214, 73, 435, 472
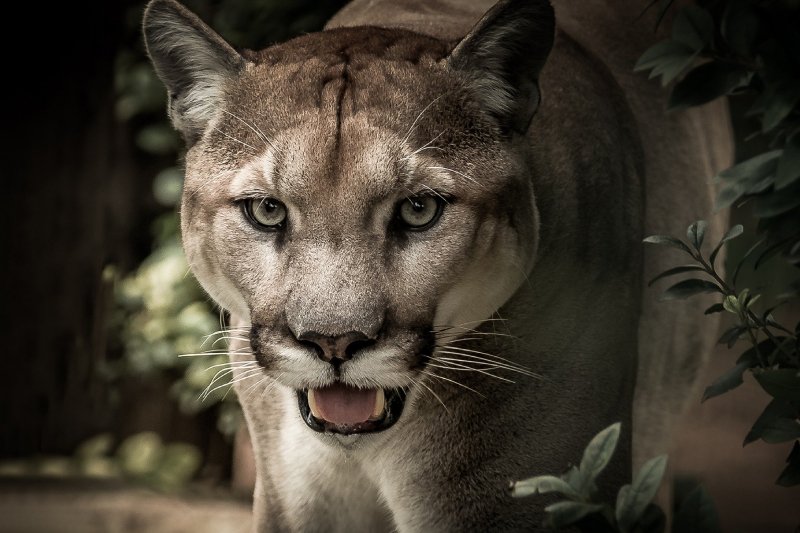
286, 241, 385, 339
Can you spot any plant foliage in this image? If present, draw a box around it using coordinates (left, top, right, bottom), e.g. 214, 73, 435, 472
511, 423, 722, 533
636, 0, 800, 278
645, 221, 800, 486
0, 432, 202, 493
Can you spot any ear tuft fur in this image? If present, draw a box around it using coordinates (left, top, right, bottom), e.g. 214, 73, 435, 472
143, 0, 244, 142
448, 0, 555, 135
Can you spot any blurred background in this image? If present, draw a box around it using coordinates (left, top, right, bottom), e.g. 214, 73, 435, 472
0, 0, 798, 531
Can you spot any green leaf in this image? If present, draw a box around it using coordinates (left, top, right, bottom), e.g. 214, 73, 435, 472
544, 501, 604, 529
744, 399, 800, 445
616, 484, 631, 516
117, 432, 164, 477
563, 465, 584, 492
672, 6, 715, 51
659, 279, 722, 301
647, 265, 707, 287
709, 224, 744, 266
762, 82, 800, 132
687, 220, 708, 250
672, 484, 721, 533
702, 359, 754, 402
776, 441, 800, 487
717, 151, 782, 183
510, 475, 581, 499
722, 294, 738, 314
669, 62, 753, 110
717, 325, 747, 348
150, 443, 202, 492
713, 151, 781, 211
776, 135, 800, 190
75, 433, 114, 459
704, 303, 725, 314
635, 40, 699, 85
753, 182, 800, 218
714, 184, 746, 211
616, 455, 668, 532
721, 0, 759, 58
643, 235, 693, 255
735, 346, 762, 367
578, 423, 621, 491
733, 236, 766, 285
638, 504, 667, 533
635, 40, 692, 71
753, 368, 800, 402
736, 338, 786, 367
755, 235, 798, 269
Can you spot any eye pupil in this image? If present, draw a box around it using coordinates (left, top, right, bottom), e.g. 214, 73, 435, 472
244, 197, 287, 230
398, 196, 443, 231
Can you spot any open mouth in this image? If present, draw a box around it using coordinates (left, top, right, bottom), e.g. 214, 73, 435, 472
297, 383, 407, 434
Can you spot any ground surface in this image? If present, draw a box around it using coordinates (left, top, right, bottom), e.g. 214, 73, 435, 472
0, 479, 252, 533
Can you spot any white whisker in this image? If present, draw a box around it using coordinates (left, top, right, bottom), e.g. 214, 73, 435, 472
212, 126, 258, 152
426, 165, 482, 187
413, 376, 450, 414
214, 105, 282, 155
401, 94, 446, 146
427, 361, 514, 383
419, 369, 486, 398
201, 367, 263, 401
436, 352, 540, 379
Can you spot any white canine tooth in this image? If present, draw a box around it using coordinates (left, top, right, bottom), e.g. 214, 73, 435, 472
308, 389, 320, 418
372, 390, 386, 418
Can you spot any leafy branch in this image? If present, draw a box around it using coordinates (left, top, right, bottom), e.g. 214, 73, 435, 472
635, 0, 800, 276
645, 220, 800, 487
511, 423, 720, 532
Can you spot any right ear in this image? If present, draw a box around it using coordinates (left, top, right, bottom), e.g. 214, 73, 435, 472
448, 0, 555, 135
143, 0, 245, 143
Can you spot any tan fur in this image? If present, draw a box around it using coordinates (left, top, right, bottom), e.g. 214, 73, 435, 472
144, 0, 733, 530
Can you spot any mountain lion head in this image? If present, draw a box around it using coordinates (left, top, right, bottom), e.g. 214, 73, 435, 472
144, 0, 554, 435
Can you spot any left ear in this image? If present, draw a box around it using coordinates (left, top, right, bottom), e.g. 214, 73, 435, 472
448, 0, 555, 134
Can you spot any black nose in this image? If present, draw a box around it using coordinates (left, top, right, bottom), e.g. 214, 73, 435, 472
296, 330, 376, 367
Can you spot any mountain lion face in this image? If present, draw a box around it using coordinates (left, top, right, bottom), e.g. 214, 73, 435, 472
146, 0, 551, 435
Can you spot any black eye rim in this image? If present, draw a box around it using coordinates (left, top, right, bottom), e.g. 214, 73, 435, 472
396, 195, 446, 232
240, 197, 287, 231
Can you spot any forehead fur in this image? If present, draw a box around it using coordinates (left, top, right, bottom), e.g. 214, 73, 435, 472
247, 26, 451, 64
221, 27, 497, 151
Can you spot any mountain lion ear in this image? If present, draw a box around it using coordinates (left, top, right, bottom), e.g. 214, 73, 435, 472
143, 0, 245, 142
448, 0, 555, 135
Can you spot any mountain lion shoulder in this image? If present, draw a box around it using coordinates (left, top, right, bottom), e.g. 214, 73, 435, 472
143, 0, 732, 530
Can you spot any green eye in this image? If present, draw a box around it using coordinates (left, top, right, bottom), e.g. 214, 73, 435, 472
397, 196, 444, 230
243, 198, 287, 230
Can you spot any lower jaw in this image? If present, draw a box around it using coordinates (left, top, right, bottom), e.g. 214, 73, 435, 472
296, 388, 407, 435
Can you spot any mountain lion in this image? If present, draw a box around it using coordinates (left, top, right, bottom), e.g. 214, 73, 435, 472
143, 0, 732, 529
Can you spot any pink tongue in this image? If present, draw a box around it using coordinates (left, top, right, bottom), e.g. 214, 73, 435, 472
313, 383, 378, 425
